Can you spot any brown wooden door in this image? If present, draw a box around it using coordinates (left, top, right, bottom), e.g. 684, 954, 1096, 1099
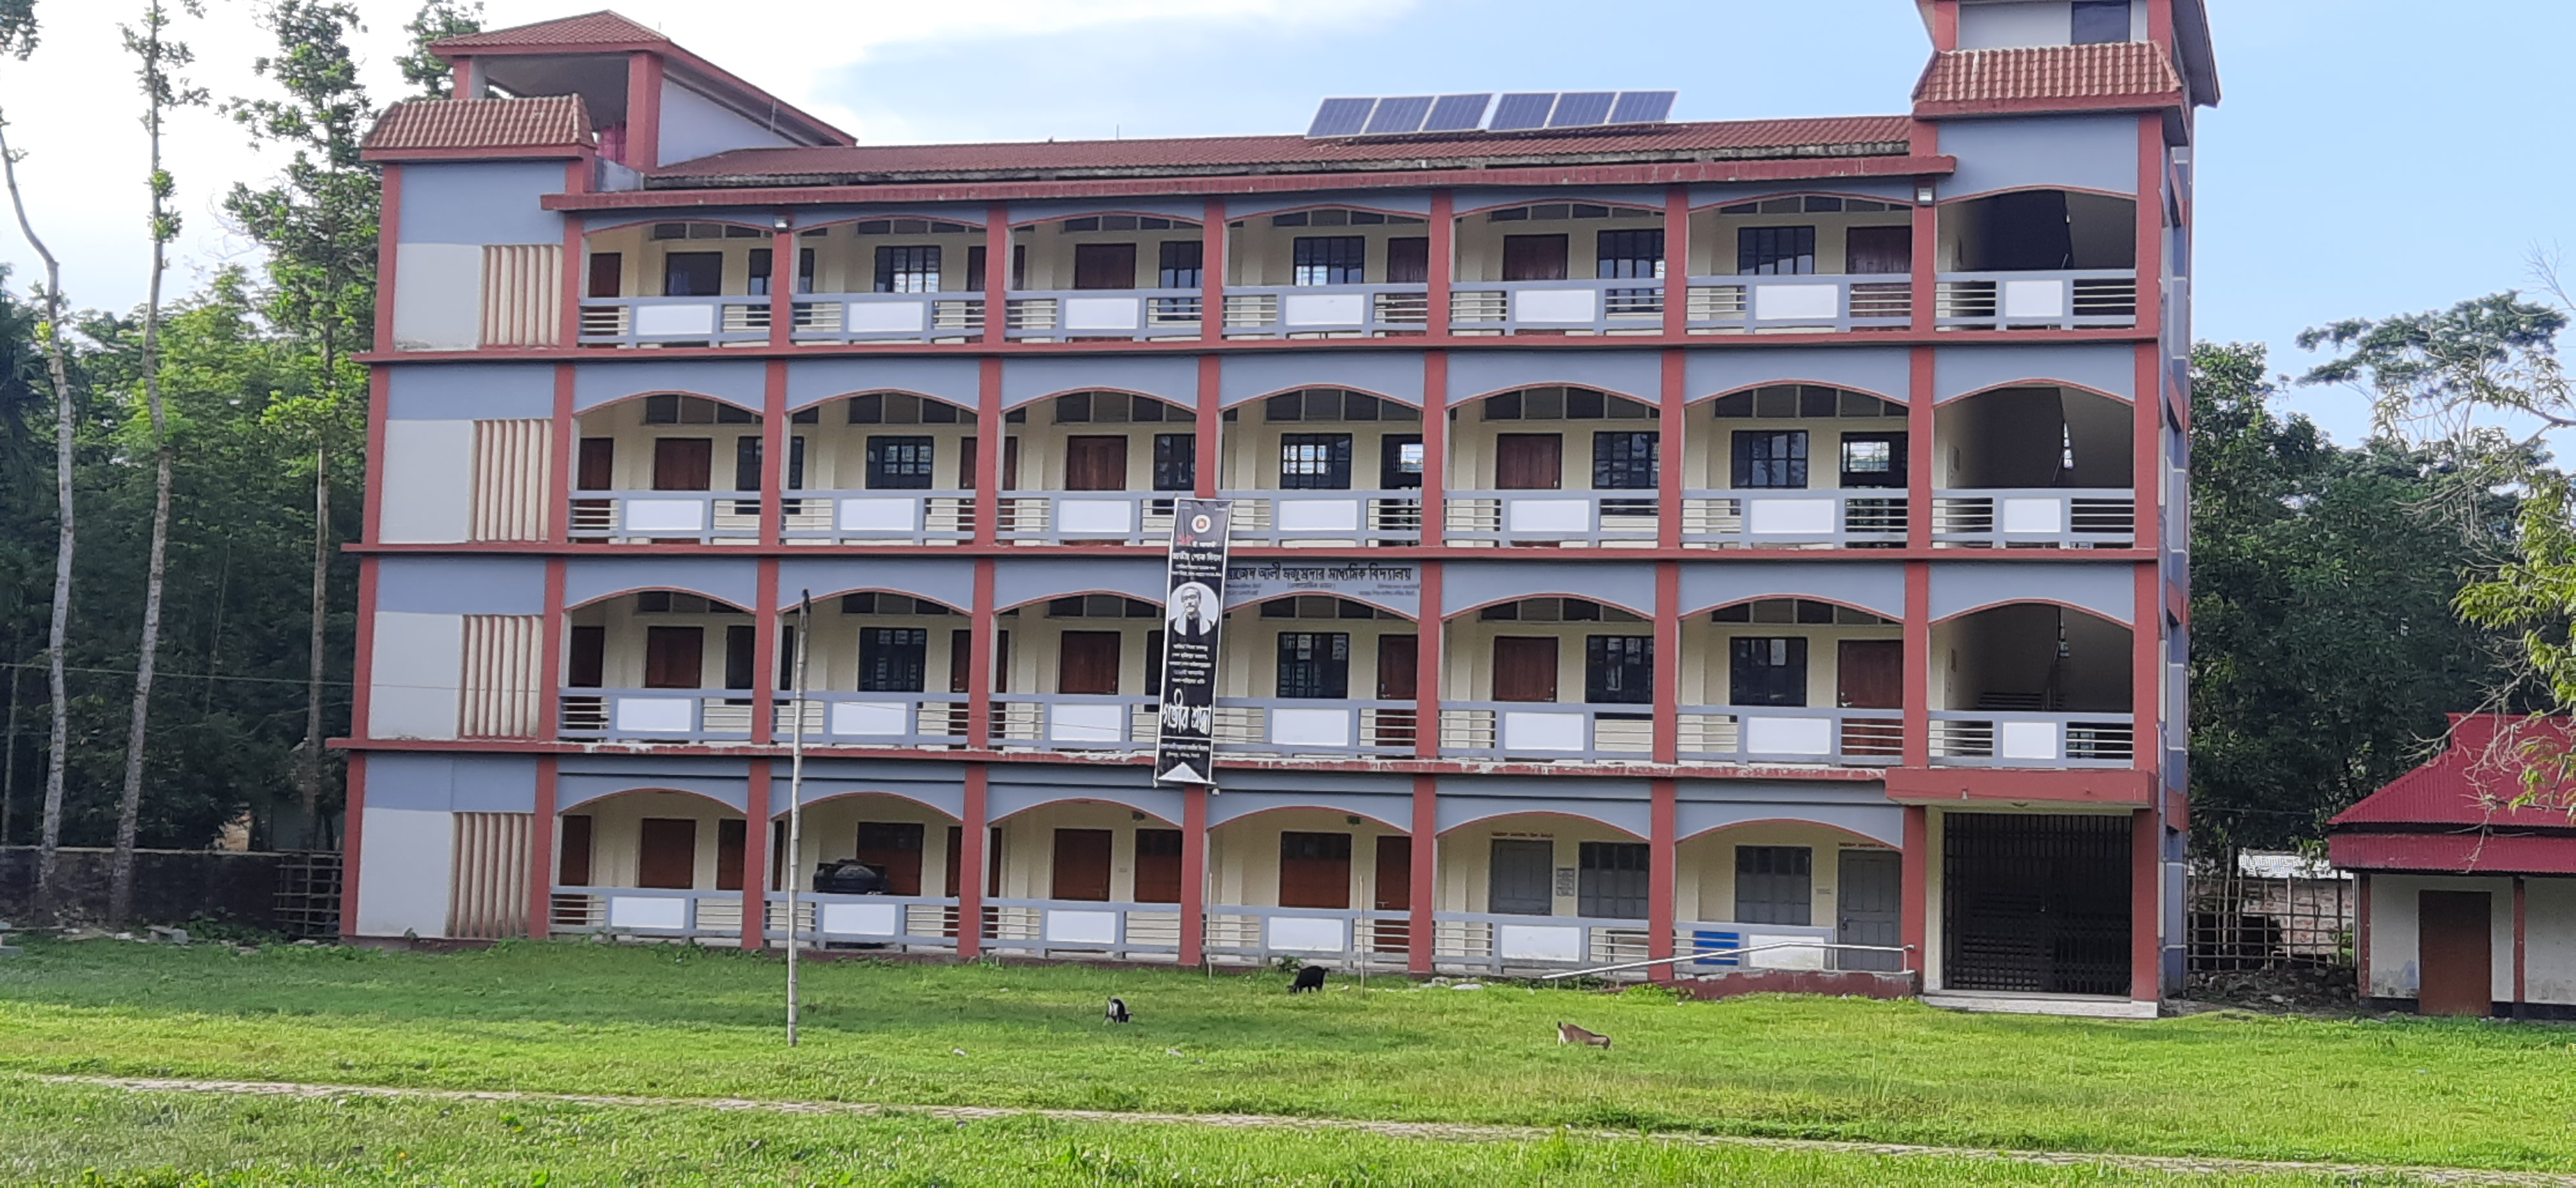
1845, 225, 1913, 275
1051, 829, 1113, 901
1073, 242, 1138, 290
1492, 637, 1559, 702
577, 439, 616, 490
643, 626, 703, 689
1494, 434, 1562, 490
1279, 832, 1352, 909
715, 818, 746, 891
567, 626, 606, 689
1502, 234, 1569, 282
943, 826, 964, 897
1387, 237, 1430, 284
1133, 828, 1182, 903
857, 821, 925, 896
1372, 834, 1411, 951
2418, 890, 2494, 1017
652, 437, 713, 491
587, 252, 623, 298
1002, 437, 1021, 489
1373, 634, 1419, 748
637, 818, 697, 888
558, 814, 594, 886
1057, 631, 1123, 695
1065, 436, 1129, 491
1837, 640, 1904, 709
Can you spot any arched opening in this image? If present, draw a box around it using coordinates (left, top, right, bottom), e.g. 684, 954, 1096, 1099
1451, 201, 1667, 335
1220, 387, 1425, 545
780, 590, 974, 747
550, 788, 749, 939
1937, 189, 2139, 329
1439, 810, 1651, 966
1686, 193, 1916, 332
568, 392, 767, 544
775, 390, 980, 544
1932, 385, 2135, 547
1205, 806, 1412, 969
764, 790, 966, 950
1222, 206, 1433, 338
1443, 596, 1654, 759
1218, 594, 1419, 756
560, 590, 759, 742
1679, 597, 1903, 764
1674, 820, 1903, 970
574, 219, 794, 347
1446, 385, 1659, 546
990, 592, 1166, 751
1008, 213, 1206, 341
1689, 384, 1909, 548
1932, 603, 2135, 767
999, 390, 1200, 544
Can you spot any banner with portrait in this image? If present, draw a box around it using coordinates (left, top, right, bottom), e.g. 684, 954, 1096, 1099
1153, 498, 1232, 786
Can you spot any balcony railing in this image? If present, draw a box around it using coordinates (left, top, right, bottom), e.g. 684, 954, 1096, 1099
1448, 280, 1665, 335
1213, 698, 1418, 757
1929, 711, 2136, 767
1438, 702, 1654, 761
549, 885, 744, 938
1220, 492, 1423, 546
568, 492, 762, 543
1443, 491, 1660, 547
1004, 289, 1204, 341
1684, 275, 1912, 334
777, 693, 972, 748
778, 490, 977, 545
576, 296, 774, 347
981, 897, 1184, 961
996, 492, 1177, 546
1432, 911, 1651, 972
1203, 905, 1412, 969
1935, 271, 2139, 330
988, 693, 1159, 751
1680, 491, 1908, 548
1931, 490, 2137, 547
1221, 284, 1429, 338
558, 689, 757, 742
1673, 921, 1857, 970
766, 892, 960, 946
790, 294, 985, 345
1674, 705, 1904, 765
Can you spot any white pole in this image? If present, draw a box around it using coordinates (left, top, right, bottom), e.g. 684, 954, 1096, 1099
785, 591, 812, 1046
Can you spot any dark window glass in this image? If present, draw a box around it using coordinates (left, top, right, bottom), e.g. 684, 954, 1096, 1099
1596, 229, 1665, 280
748, 249, 772, 296
1591, 431, 1658, 490
1279, 433, 1354, 490
1158, 240, 1204, 289
1577, 841, 1651, 919
1152, 434, 1196, 492
866, 436, 935, 490
725, 625, 755, 690
788, 436, 806, 491
966, 244, 987, 292
859, 627, 929, 693
1839, 432, 1907, 489
1735, 845, 1813, 925
1737, 226, 1816, 276
2072, 0, 2132, 44
733, 436, 762, 492
1732, 430, 1809, 489
875, 245, 941, 293
1584, 635, 1653, 704
1276, 632, 1351, 700
661, 251, 723, 296
1380, 434, 1424, 490
1728, 637, 1808, 707
1293, 236, 1366, 285
1145, 628, 1165, 696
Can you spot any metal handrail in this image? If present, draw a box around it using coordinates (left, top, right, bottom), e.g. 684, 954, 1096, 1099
1537, 940, 1917, 981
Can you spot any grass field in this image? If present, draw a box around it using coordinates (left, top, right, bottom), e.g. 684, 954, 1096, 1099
0, 939, 2570, 1184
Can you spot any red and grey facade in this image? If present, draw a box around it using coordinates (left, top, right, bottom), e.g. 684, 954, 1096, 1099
344, 2, 2217, 1011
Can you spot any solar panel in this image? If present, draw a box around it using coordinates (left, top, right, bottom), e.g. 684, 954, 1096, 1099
1608, 90, 1676, 124
1307, 97, 1375, 139
1548, 91, 1616, 128
1489, 92, 1557, 132
1363, 95, 1435, 136
1423, 93, 1493, 133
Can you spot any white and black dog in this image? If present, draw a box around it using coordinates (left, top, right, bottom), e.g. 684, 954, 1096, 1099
1104, 996, 1132, 1023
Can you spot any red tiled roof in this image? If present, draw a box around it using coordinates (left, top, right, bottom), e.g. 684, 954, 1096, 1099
2331, 715, 2576, 832
649, 116, 1915, 186
1912, 42, 2184, 108
363, 96, 594, 157
431, 10, 666, 50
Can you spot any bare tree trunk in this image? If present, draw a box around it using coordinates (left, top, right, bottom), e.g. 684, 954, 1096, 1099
2, 635, 21, 847
301, 445, 328, 847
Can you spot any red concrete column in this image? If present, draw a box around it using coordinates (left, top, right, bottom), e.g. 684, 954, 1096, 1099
1902, 805, 1929, 984
2130, 807, 2160, 1001
538, 557, 565, 741
1928, 1, 1959, 50
752, 560, 780, 745
558, 191, 586, 348
958, 764, 988, 959
761, 358, 788, 544
1426, 190, 1454, 340
1180, 786, 1208, 966
529, 756, 556, 939
1195, 355, 1221, 498
1908, 347, 1934, 550
1200, 198, 1226, 345
1906, 145, 1937, 333
1648, 778, 1677, 982
352, 559, 381, 739
981, 204, 1011, 345
1653, 560, 1680, 765
967, 558, 996, 751
624, 53, 662, 171
2134, 115, 2165, 345
2134, 564, 2159, 774
768, 222, 796, 349
1420, 350, 1446, 549
741, 758, 770, 950
1902, 562, 1931, 769
1409, 773, 1437, 974
1660, 184, 1689, 338
2356, 874, 2373, 1003
1414, 561, 1443, 760
339, 753, 366, 938
549, 366, 575, 544
374, 166, 401, 358
973, 358, 1003, 546
363, 369, 391, 546
1657, 349, 1684, 548
450, 56, 476, 99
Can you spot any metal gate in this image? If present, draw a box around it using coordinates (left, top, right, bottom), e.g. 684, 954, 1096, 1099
1942, 813, 2130, 996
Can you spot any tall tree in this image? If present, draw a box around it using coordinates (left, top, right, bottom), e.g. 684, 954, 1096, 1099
224, 0, 371, 845
108, 0, 207, 922
397, 1, 482, 99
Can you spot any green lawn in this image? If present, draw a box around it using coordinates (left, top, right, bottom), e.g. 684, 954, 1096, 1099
0, 940, 2568, 1180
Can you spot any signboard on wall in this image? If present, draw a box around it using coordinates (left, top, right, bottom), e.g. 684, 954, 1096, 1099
1223, 561, 1419, 613
1154, 499, 1233, 786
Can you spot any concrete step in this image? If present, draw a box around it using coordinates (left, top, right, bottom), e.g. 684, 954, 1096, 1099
1921, 990, 2158, 1019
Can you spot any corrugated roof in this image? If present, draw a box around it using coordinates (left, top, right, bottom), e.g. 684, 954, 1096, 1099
431, 10, 666, 50
2329, 715, 2576, 830
647, 116, 1914, 187
1912, 41, 2184, 107
363, 96, 594, 155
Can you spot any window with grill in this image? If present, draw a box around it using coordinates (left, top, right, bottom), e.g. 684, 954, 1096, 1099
1275, 632, 1350, 700
1591, 431, 1658, 490
866, 436, 935, 490
859, 628, 929, 693
1728, 637, 1808, 707
1293, 236, 1367, 285
1278, 433, 1354, 490
1584, 635, 1653, 704
1738, 225, 1816, 276
1839, 432, 1906, 489
1159, 240, 1203, 289
1152, 434, 1196, 492
1577, 841, 1651, 919
875, 245, 942, 293
1732, 430, 1809, 489
1596, 229, 1665, 280
1734, 845, 1812, 925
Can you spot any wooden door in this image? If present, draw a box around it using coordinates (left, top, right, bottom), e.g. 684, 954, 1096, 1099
1050, 829, 1113, 901
577, 439, 616, 490
1501, 234, 1569, 282
1837, 640, 1903, 709
1491, 637, 1558, 703
1372, 835, 1411, 951
2418, 890, 2494, 1017
637, 818, 697, 888
652, 438, 713, 491
1073, 242, 1138, 290
857, 821, 925, 896
1003, 437, 1022, 489
715, 819, 746, 891
586, 252, 623, 298
557, 814, 594, 886
1386, 237, 1430, 285
1057, 631, 1123, 695
1278, 832, 1352, 909
643, 626, 703, 689
943, 826, 964, 898
1494, 434, 1562, 490
1374, 634, 1419, 747
1133, 828, 1182, 903
1488, 839, 1554, 915
1065, 436, 1129, 491
1837, 850, 1904, 971
1844, 225, 1913, 276
567, 626, 606, 689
